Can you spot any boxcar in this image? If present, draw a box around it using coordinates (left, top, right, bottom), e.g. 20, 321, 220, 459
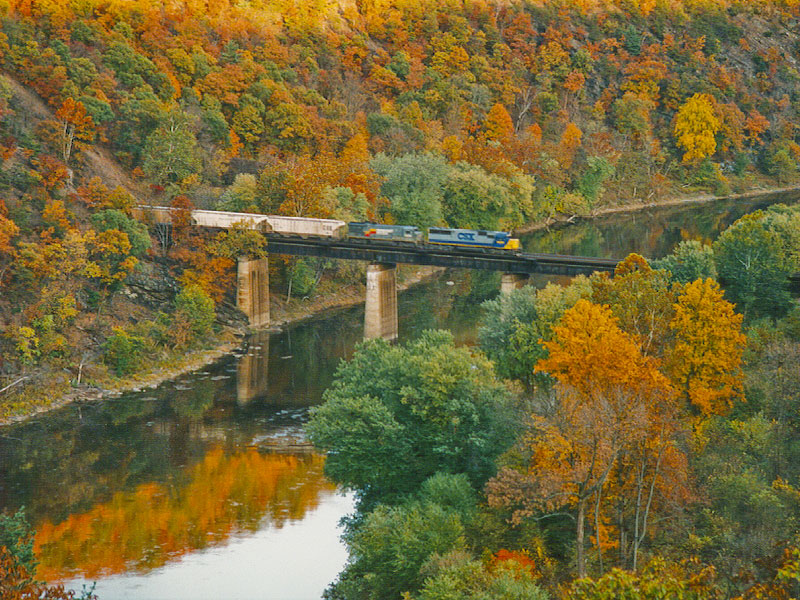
427, 227, 520, 250
348, 222, 424, 243
266, 216, 347, 238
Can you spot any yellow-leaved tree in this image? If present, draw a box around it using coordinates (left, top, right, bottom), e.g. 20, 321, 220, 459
668, 278, 746, 417
673, 93, 719, 163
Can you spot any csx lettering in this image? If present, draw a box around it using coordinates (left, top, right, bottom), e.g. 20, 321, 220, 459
457, 232, 475, 241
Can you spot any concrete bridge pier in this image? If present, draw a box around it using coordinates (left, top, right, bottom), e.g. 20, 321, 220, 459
237, 256, 270, 328
364, 263, 398, 341
501, 273, 530, 294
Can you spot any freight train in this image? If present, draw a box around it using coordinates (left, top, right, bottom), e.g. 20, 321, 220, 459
133, 207, 521, 251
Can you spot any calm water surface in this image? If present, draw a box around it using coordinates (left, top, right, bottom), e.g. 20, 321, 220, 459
0, 191, 798, 599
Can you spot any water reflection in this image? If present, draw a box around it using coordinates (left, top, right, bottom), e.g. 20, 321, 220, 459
35, 449, 333, 580
237, 331, 270, 404
521, 191, 800, 259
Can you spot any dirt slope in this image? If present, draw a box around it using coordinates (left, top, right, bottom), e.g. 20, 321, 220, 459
3, 72, 152, 200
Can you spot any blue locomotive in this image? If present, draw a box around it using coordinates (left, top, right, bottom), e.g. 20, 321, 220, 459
427, 227, 520, 250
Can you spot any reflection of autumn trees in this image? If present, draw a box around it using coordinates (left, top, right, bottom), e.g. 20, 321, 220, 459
34, 449, 334, 581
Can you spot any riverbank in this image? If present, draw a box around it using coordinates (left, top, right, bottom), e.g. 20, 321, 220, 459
514, 184, 800, 234
0, 265, 444, 427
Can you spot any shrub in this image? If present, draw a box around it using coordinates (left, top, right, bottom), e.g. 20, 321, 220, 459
103, 327, 146, 375
174, 283, 215, 339
0, 508, 35, 575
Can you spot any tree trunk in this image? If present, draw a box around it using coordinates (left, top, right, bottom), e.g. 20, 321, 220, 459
594, 488, 604, 574
577, 497, 587, 578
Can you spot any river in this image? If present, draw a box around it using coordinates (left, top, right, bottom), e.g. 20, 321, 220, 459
0, 191, 798, 599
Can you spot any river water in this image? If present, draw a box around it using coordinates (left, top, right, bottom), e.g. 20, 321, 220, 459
0, 191, 798, 599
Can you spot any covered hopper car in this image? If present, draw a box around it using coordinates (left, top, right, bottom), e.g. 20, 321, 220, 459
266, 215, 347, 238
192, 210, 272, 232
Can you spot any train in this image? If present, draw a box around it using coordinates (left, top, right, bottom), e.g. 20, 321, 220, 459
343, 222, 519, 250
133, 206, 520, 251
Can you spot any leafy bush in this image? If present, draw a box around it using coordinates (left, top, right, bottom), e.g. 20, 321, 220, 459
0, 508, 35, 575
174, 283, 215, 338
289, 258, 316, 298
103, 327, 146, 375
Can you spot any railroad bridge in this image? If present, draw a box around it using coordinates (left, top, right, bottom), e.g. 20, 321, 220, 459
133, 206, 620, 340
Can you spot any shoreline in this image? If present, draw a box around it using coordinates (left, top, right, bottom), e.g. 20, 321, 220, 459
513, 184, 800, 234
4, 183, 800, 427
0, 266, 444, 427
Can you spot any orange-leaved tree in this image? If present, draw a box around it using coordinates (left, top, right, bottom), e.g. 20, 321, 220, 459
668, 278, 745, 417
55, 97, 96, 165
0, 198, 19, 283
488, 300, 677, 578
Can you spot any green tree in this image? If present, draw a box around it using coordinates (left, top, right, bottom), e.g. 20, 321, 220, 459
652, 240, 717, 284
762, 141, 798, 183
371, 153, 448, 229
218, 174, 259, 212
692, 416, 800, 583
416, 551, 549, 600
478, 278, 590, 389
209, 224, 267, 260
114, 87, 165, 166
331, 500, 468, 600
576, 157, 615, 206
326, 186, 370, 223
612, 92, 654, 139
307, 330, 515, 503
90, 209, 151, 257
288, 258, 317, 298
442, 163, 534, 231
712, 211, 794, 319
103, 327, 147, 375
142, 112, 201, 186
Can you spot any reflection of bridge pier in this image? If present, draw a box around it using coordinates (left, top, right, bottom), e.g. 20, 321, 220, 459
364, 263, 398, 341
500, 272, 530, 294
237, 256, 270, 328
237, 330, 270, 404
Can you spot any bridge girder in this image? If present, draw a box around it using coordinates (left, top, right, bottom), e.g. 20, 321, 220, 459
264, 236, 619, 277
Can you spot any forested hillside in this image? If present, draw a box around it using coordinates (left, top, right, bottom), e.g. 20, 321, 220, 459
1, 0, 800, 410
1, 1, 800, 598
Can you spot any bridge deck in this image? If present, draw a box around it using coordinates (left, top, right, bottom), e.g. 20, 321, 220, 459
264, 235, 620, 276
